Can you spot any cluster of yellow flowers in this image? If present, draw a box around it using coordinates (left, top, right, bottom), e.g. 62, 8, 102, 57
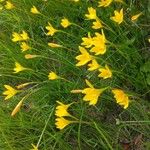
1, 1, 146, 149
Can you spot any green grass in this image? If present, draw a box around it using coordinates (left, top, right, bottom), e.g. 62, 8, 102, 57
0, 0, 150, 149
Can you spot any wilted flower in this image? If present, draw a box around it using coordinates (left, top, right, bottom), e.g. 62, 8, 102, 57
131, 12, 142, 21
25, 54, 38, 59
48, 42, 62, 48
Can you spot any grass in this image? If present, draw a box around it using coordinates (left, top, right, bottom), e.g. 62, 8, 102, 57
0, 0, 150, 149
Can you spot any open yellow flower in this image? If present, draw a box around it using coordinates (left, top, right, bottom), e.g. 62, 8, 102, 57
12, 32, 23, 42
61, 18, 71, 28
112, 89, 129, 109
55, 117, 73, 130
3, 85, 19, 100
76, 46, 93, 66
13, 62, 28, 73
98, 0, 113, 7
85, 7, 97, 20
88, 59, 100, 71
110, 8, 123, 24
31, 144, 38, 150
30, 5, 40, 14
48, 71, 59, 80
98, 65, 112, 79
55, 101, 72, 117
20, 31, 30, 40
20, 42, 31, 52
5, 1, 14, 10
48, 42, 62, 48
82, 80, 106, 105
81, 33, 93, 48
46, 22, 58, 36
131, 12, 142, 21
92, 19, 103, 29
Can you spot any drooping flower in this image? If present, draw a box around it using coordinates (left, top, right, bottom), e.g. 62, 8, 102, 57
98, 0, 113, 7
5, 1, 14, 10
11, 98, 24, 117
76, 46, 93, 66
110, 8, 123, 24
12, 32, 23, 42
13, 62, 28, 73
88, 59, 100, 71
112, 89, 129, 109
31, 144, 38, 150
55, 117, 73, 130
20, 31, 30, 40
85, 7, 97, 20
20, 42, 31, 52
48, 71, 59, 80
25, 54, 38, 59
48, 42, 62, 48
98, 65, 112, 79
55, 101, 72, 117
46, 22, 58, 36
90, 30, 107, 55
131, 12, 142, 21
92, 19, 103, 29
30, 5, 40, 14
3, 85, 19, 100
61, 18, 71, 28
16, 82, 32, 89
82, 80, 106, 105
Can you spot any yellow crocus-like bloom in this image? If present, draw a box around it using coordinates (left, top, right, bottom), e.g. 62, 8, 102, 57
20, 31, 30, 40
112, 89, 129, 109
5, 1, 14, 10
55, 101, 72, 117
20, 42, 30, 52
12, 32, 23, 42
90, 30, 106, 55
82, 80, 106, 105
98, 65, 112, 79
131, 12, 142, 21
76, 46, 93, 66
110, 8, 123, 24
31, 144, 38, 150
13, 62, 27, 73
30, 5, 40, 14
73, 0, 79, 2
46, 22, 58, 36
61, 18, 71, 28
92, 19, 103, 29
98, 0, 113, 7
48, 42, 62, 48
48, 71, 59, 80
81, 33, 93, 48
88, 59, 100, 71
55, 117, 72, 130
3, 85, 19, 100
85, 7, 97, 20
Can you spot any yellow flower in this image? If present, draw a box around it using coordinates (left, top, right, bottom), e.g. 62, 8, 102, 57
16, 82, 32, 89
112, 89, 129, 109
75, 46, 93, 66
5, 1, 14, 10
11, 98, 24, 117
48, 71, 59, 80
3, 85, 19, 100
31, 144, 38, 150
13, 62, 28, 73
82, 80, 106, 105
61, 18, 71, 28
73, 0, 79, 2
81, 33, 93, 48
20, 42, 30, 52
85, 7, 97, 20
90, 30, 107, 55
110, 8, 123, 24
98, 65, 112, 79
20, 31, 30, 40
131, 12, 142, 21
12, 32, 22, 42
148, 38, 150, 43
55, 117, 72, 130
98, 0, 113, 7
25, 54, 38, 59
88, 59, 100, 71
46, 22, 58, 36
55, 101, 72, 117
92, 19, 103, 29
30, 5, 40, 14
48, 42, 62, 48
